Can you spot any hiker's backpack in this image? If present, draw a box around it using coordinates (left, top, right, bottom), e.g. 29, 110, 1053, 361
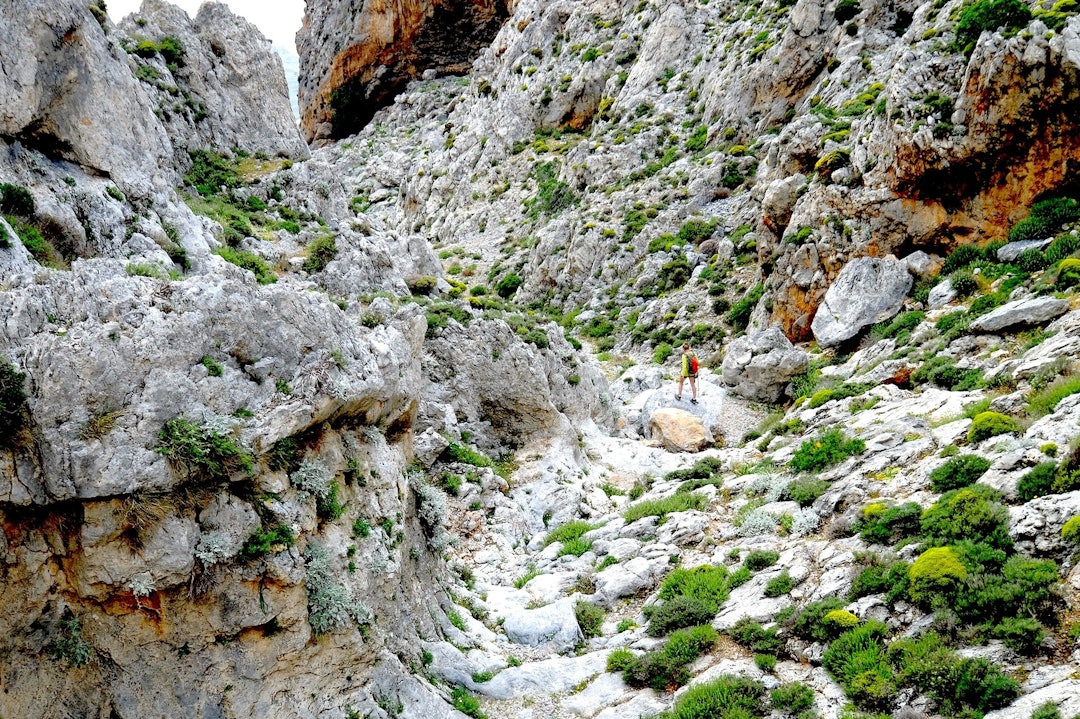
689, 354, 699, 374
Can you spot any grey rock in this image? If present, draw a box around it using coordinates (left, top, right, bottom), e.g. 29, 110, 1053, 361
928, 279, 958, 309
721, 327, 809, 403
811, 257, 913, 347
501, 598, 584, 652
968, 297, 1070, 332
996, 238, 1053, 262
473, 651, 610, 701
903, 251, 942, 279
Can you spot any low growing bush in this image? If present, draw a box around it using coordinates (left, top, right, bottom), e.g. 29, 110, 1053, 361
623, 492, 707, 522
908, 546, 967, 603
854, 502, 922, 546
789, 428, 865, 473
968, 411, 1019, 443
658, 674, 766, 719
929, 454, 991, 492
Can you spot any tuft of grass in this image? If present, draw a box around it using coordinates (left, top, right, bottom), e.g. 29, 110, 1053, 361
1025, 374, 1080, 418
623, 492, 707, 522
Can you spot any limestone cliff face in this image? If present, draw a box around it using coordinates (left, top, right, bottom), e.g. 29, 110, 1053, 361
119, 0, 309, 159
0, 0, 173, 187
297, 0, 517, 143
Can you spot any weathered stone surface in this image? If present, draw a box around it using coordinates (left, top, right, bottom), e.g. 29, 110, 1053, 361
721, 328, 809, 403
811, 257, 913, 347
297, 0, 516, 142
928, 278, 959, 309
903, 251, 942, 279
0, 0, 172, 185
501, 598, 583, 651
119, 0, 308, 159
969, 297, 1070, 332
997, 238, 1054, 261
648, 407, 713, 452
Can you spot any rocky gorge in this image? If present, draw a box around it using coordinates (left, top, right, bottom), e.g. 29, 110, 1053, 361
1, 0, 1080, 717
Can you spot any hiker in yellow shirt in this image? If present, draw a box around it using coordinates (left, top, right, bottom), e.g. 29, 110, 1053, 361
676, 343, 698, 404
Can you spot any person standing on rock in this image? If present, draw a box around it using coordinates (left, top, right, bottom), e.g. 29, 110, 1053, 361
676, 343, 699, 404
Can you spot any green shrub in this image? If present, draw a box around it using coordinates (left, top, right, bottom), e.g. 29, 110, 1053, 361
496, 273, 523, 298
1046, 233, 1080, 263
821, 620, 895, 710
185, 149, 240, 196
0, 358, 27, 444
741, 550, 777, 572
621, 649, 691, 692
908, 546, 967, 602
764, 570, 795, 597
849, 554, 911, 604
949, 269, 979, 297
853, 502, 921, 545
0, 183, 35, 216
968, 411, 1018, 443
954, 0, 1032, 57
1018, 462, 1058, 501
727, 284, 764, 332
243, 524, 295, 557
1031, 702, 1064, 719
911, 356, 984, 390
659, 564, 732, 608
789, 428, 865, 472
993, 616, 1045, 654
658, 674, 766, 719
1025, 374, 1080, 417
754, 652, 777, 671
214, 246, 276, 284
451, 687, 487, 719
443, 442, 493, 467
155, 416, 254, 481
50, 615, 92, 668
770, 682, 815, 713
942, 245, 983, 275
789, 597, 848, 642
729, 617, 783, 656
653, 341, 674, 364
786, 476, 829, 506
645, 595, 717, 637
544, 519, 597, 547
1061, 515, 1080, 542
575, 601, 606, 638
623, 492, 707, 522
921, 485, 1013, 552
1009, 197, 1080, 243
303, 234, 337, 273
607, 647, 635, 671
664, 624, 719, 664
929, 454, 991, 492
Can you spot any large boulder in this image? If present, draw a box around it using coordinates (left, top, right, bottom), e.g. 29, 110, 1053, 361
811, 257, 913, 347
721, 328, 809, 403
648, 408, 714, 452
501, 598, 583, 652
969, 297, 1070, 332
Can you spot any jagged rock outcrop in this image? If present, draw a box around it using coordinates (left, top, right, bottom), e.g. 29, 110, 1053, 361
968, 297, 1070, 332
811, 256, 912, 347
119, 0, 309, 159
0, 0, 172, 187
721, 328, 809, 403
297, 0, 516, 142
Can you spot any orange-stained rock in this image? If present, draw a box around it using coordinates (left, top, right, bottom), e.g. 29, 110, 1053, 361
648, 408, 714, 453
298, 0, 516, 143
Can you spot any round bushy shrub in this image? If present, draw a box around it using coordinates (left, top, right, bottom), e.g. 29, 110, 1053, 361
929, 454, 992, 492
1016, 247, 1050, 272
770, 682, 814, 713
644, 595, 716, 637
1017, 462, 1058, 501
942, 244, 983, 274
1061, 515, 1080, 542
1056, 257, 1080, 289
993, 616, 1045, 654
822, 609, 861, 632
743, 549, 780, 571
954, 0, 1032, 58
496, 273, 523, 298
968, 411, 1018, 443
949, 269, 979, 297
921, 485, 1013, 551
909, 547, 967, 602
663, 675, 766, 719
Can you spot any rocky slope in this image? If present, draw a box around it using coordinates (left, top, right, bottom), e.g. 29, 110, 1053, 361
3, 0, 1080, 717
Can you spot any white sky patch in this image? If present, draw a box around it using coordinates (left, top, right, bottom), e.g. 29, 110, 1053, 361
108, 0, 305, 50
